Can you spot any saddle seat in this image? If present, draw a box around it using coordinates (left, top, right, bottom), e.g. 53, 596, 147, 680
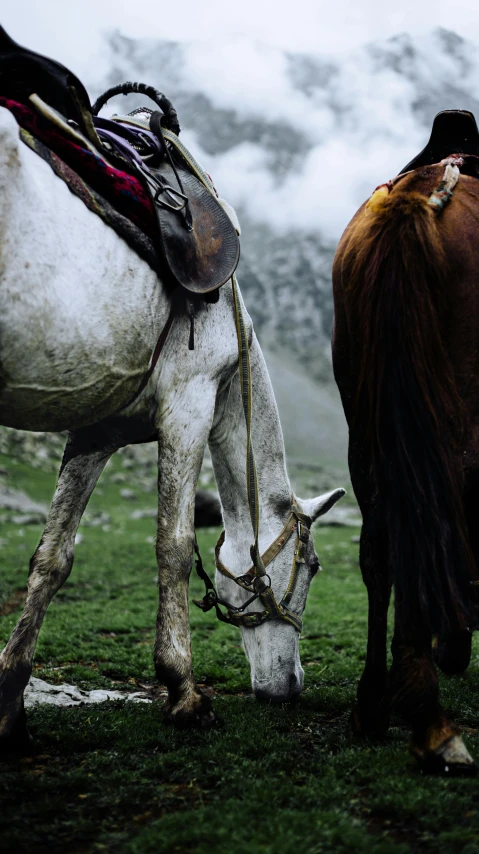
401, 110, 479, 173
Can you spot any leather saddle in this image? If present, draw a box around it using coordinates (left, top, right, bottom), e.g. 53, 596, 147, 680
0, 26, 240, 295
400, 110, 479, 174
93, 106, 240, 295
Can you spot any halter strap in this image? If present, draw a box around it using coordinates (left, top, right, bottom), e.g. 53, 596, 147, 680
193, 504, 313, 633
214, 507, 299, 586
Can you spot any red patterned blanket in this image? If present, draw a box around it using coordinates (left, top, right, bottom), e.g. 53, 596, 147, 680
0, 97, 163, 273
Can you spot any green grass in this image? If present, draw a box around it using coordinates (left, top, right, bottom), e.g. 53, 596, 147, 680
1, 454, 479, 853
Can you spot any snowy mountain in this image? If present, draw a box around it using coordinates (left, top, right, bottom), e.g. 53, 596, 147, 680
92, 28, 479, 468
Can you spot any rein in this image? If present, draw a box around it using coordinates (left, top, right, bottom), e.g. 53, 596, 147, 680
193, 275, 313, 633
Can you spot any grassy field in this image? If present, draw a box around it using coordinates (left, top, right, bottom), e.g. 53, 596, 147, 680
1, 452, 479, 853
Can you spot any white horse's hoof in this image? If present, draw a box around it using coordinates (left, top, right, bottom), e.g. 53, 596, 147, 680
163, 692, 218, 729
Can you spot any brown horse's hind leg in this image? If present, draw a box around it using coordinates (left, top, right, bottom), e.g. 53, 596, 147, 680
390, 624, 476, 775
0, 429, 114, 752
352, 520, 392, 739
433, 629, 472, 675
434, 485, 479, 676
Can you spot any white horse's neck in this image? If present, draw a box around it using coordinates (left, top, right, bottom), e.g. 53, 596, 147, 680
209, 323, 292, 574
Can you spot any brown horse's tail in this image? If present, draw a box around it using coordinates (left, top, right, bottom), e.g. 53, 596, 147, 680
346, 185, 475, 634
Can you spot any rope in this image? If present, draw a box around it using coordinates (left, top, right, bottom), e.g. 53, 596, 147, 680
230, 275, 266, 578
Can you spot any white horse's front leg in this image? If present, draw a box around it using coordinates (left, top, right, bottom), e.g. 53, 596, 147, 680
0, 429, 114, 751
154, 379, 217, 727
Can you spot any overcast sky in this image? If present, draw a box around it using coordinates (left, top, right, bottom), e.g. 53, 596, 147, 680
3, 0, 479, 81
4, 1, 479, 240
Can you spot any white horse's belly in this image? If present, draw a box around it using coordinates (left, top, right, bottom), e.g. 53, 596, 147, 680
0, 272, 162, 430
0, 134, 166, 431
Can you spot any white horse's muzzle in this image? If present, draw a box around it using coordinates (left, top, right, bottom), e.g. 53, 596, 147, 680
252, 666, 305, 703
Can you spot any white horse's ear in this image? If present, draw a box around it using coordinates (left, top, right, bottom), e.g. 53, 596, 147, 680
299, 488, 346, 523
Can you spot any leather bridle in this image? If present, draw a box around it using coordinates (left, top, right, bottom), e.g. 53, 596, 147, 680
193, 502, 315, 633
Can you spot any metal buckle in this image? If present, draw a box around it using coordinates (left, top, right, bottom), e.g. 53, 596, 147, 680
133, 160, 189, 212
236, 572, 255, 590
253, 574, 272, 594
154, 183, 188, 211
192, 590, 217, 612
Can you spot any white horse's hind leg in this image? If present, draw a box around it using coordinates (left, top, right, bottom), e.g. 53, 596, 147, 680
0, 429, 114, 750
154, 379, 217, 727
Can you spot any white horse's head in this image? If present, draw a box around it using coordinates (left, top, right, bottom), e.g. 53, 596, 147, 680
215, 488, 345, 702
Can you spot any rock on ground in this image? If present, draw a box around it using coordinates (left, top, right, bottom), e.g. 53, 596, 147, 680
0, 486, 48, 521
24, 677, 152, 707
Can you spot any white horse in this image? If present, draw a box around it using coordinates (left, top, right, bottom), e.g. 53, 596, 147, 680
0, 106, 344, 747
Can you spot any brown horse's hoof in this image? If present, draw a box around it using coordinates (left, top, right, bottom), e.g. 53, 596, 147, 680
163, 691, 218, 729
351, 701, 390, 740
433, 631, 472, 676
410, 734, 477, 776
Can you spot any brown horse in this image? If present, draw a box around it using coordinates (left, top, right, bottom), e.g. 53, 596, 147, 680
332, 155, 479, 773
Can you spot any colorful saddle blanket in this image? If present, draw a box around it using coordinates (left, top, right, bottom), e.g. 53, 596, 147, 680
1, 97, 160, 257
